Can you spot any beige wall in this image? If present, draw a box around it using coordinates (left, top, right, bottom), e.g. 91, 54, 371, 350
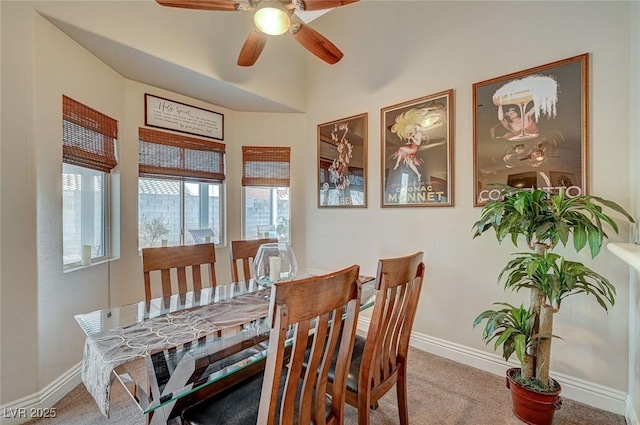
0, 0, 637, 420
33, 8, 125, 389
1, 1, 40, 402
1, 1, 308, 404
304, 0, 633, 394
29, 1, 308, 113
629, 1, 640, 420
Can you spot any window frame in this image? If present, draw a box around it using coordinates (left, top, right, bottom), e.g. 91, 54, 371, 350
241, 146, 291, 243
138, 177, 226, 249
63, 163, 112, 269
241, 185, 290, 242
137, 127, 226, 250
62, 96, 117, 270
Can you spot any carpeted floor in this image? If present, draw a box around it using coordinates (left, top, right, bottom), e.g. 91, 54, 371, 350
25, 347, 626, 425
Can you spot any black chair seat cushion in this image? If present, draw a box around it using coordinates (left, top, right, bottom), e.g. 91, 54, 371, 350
182, 372, 263, 425
302, 333, 366, 395
327, 334, 366, 394
182, 367, 333, 425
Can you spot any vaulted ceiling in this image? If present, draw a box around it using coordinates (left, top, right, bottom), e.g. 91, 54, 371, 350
35, 0, 345, 113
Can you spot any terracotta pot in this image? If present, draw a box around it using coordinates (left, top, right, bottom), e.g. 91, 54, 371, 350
505, 368, 562, 425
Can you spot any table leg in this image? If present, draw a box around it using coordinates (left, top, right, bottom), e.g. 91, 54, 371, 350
147, 351, 196, 425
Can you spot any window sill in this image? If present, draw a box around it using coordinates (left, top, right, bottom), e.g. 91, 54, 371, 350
63, 257, 113, 273
607, 243, 640, 273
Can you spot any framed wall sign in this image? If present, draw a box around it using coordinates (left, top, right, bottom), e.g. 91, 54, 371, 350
381, 89, 454, 207
317, 113, 368, 208
144, 93, 224, 140
473, 53, 588, 206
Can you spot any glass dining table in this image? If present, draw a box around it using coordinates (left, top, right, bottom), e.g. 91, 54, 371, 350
74, 272, 376, 425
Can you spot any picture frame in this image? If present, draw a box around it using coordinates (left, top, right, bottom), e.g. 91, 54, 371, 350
472, 53, 589, 206
381, 89, 454, 207
317, 113, 368, 208
144, 93, 224, 140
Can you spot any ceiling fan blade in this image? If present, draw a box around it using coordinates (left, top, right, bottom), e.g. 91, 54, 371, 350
155, 0, 243, 12
237, 30, 268, 67
298, 0, 359, 11
291, 23, 343, 64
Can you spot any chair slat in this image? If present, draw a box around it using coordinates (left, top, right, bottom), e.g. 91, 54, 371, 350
192, 264, 202, 292
182, 265, 362, 425
229, 238, 277, 282
141, 243, 217, 301
303, 313, 330, 424
177, 266, 188, 295
161, 269, 172, 298
264, 265, 361, 425
329, 252, 425, 425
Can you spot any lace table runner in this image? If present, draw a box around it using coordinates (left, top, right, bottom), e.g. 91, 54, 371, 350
81, 291, 270, 417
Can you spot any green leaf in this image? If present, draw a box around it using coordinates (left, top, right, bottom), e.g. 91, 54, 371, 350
573, 225, 587, 252
556, 221, 569, 246
587, 229, 602, 258
592, 197, 635, 222
514, 334, 526, 364
495, 328, 516, 349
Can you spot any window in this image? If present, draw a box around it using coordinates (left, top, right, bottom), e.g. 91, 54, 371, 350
242, 146, 290, 242
62, 96, 117, 268
138, 128, 226, 248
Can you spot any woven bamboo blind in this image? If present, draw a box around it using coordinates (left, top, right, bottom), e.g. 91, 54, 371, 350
242, 146, 290, 187
62, 96, 118, 173
138, 127, 226, 182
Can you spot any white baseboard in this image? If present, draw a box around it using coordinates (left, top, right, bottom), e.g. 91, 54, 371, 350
357, 317, 628, 416
628, 396, 640, 425
0, 362, 82, 425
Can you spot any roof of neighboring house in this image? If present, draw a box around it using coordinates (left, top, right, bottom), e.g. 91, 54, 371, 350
138, 179, 182, 195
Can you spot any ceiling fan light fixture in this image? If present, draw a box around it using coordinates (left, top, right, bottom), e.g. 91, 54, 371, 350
254, 1, 290, 36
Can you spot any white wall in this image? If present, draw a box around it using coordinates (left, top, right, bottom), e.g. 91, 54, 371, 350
230, 112, 307, 256
304, 0, 633, 394
1, 2, 309, 405
33, 7, 126, 388
628, 1, 640, 421
0, 0, 636, 419
31, 0, 308, 113
1, 1, 40, 403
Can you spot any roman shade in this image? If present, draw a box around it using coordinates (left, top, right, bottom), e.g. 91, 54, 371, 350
63, 95, 118, 173
241, 146, 290, 187
138, 128, 226, 183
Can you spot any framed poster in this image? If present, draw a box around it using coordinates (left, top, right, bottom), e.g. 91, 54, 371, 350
317, 113, 368, 208
144, 93, 224, 140
473, 53, 588, 206
381, 89, 454, 207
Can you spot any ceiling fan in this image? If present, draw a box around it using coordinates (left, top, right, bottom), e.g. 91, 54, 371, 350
155, 0, 359, 66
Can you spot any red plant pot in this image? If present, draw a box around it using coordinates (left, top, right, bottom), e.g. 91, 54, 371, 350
505, 368, 562, 425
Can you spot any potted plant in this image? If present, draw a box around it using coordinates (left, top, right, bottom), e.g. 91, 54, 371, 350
472, 185, 634, 425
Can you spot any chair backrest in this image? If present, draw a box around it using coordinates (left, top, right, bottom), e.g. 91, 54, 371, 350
141, 243, 217, 301
229, 238, 278, 282
257, 265, 361, 425
361, 252, 424, 395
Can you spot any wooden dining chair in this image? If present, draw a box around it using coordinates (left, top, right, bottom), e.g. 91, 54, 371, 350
328, 252, 425, 425
141, 243, 217, 301
181, 264, 362, 425
229, 238, 278, 282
